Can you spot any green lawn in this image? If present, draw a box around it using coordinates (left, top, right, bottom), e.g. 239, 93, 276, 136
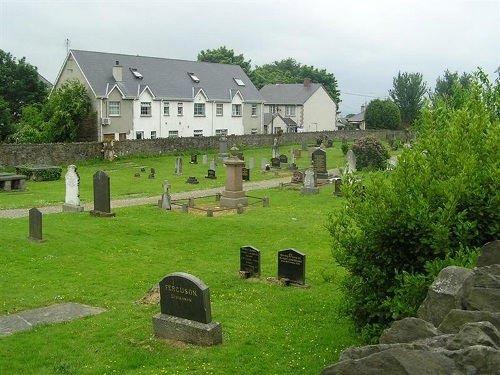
0, 143, 365, 374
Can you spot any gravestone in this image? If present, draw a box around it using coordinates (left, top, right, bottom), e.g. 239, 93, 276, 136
27, 208, 45, 242
272, 137, 279, 158
152, 272, 222, 346
209, 160, 216, 171
174, 157, 183, 175
279, 154, 288, 164
291, 171, 304, 184
219, 145, 248, 208
287, 163, 298, 171
242, 167, 250, 181
249, 157, 254, 170
91, 170, 115, 217
240, 246, 261, 278
312, 148, 328, 179
345, 150, 356, 174
134, 172, 140, 178
271, 157, 281, 169
205, 169, 217, 179
219, 136, 229, 160
294, 149, 302, 158
186, 176, 199, 184
301, 169, 319, 194
238, 152, 244, 161
141, 167, 146, 172
63, 165, 84, 212
278, 249, 307, 286
151, 167, 156, 175
261, 158, 267, 171
334, 178, 342, 197
202, 155, 208, 165
190, 155, 198, 164
158, 180, 172, 210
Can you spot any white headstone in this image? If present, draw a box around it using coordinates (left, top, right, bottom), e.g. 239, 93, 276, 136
249, 157, 254, 170
345, 150, 357, 174
174, 157, 183, 175
261, 158, 267, 170
202, 155, 208, 165
65, 165, 80, 206
303, 169, 316, 188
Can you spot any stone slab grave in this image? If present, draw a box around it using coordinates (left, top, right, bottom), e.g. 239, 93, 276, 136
152, 272, 222, 346
239, 245, 261, 278
0, 172, 27, 191
278, 248, 309, 287
63, 164, 84, 212
90, 170, 115, 217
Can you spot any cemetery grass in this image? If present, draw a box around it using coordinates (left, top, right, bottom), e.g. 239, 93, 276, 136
0, 186, 362, 374
0, 143, 352, 210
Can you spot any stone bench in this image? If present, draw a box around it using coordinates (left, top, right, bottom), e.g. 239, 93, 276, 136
0, 173, 27, 191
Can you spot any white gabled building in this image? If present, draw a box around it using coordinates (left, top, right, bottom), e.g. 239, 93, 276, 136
53, 50, 265, 141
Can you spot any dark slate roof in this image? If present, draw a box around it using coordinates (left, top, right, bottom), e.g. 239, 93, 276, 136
69, 50, 264, 102
346, 111, 365, 122
259, 83, 322, 105
263, 112, 297, 126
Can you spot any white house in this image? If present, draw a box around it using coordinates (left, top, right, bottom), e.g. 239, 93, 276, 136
53, 50, 265, 141
259, 79, 337, 133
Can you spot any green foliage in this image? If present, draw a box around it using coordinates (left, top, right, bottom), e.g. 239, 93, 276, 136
389, 71, 428, 127
11, 80, 92, 143
365, 98, 401, 129
352, 136, 390, 170
341, 142, 349, 156
433, 70, 472, 108
197, 45, 254, 81
0, 49, 49, 141
16, 165, 62, 181
253, 58, 341, 105
328, 70, 500, 342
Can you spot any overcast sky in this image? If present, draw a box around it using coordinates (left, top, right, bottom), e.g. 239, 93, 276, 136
1, 0, 498, 115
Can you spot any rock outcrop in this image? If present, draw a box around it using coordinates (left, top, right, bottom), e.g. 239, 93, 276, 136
321, 240, 500, 375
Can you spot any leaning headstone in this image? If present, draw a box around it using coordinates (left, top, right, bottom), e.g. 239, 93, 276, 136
27, 208, 45, 242
242, 167, 250, 181
174, 157, 183, 175
152, 272, 222, 346
158, 181, 172, 210
240, 246, 261, 278
63, 165, 84, 212
91, 170, 115, 217
301, 169, 319, 194
345, 150, 356, 174
312, 148, 328, 179
278, 249, 307, 286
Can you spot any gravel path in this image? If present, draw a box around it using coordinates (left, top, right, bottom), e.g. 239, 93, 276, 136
0, 176, 293, 219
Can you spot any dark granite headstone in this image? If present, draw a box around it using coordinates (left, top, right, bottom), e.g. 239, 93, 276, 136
271, 157, 281, 169
190, 155, 198, 164
151, 167, 156, 174
205, 169, 217, 179
28, 208, 44, 242
158, 272, 212, 324
334, 178, 342, 197
93, 170, 111, 213
240, 246, 261, 278
312, 148, 328, 179
186, 176, 199, 184
238, 152, 244, 161
242, 167, 250, 181
279, 154, 288, 164
278, 248, 306, 285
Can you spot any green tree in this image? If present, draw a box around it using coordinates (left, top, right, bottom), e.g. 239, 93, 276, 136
197, 46, 254, 81
12, 80, 92, 143
0, 49, 49, 141
0, 97, 13, 141
433, 70, 472, 108
389, 71, 427, 127
328, 69, 500, 342
254, 58, 341, 105
364, 98, 401, 129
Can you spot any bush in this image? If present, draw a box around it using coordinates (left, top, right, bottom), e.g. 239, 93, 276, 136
352, 136, 390, 170
341, 143, 349, 156
16, 165, 62, 181
327, 70, 500, 343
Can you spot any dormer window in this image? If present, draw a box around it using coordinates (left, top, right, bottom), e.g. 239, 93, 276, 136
130, 68, 143, 79
234, 78, 245, 86
188, 72, 200, 83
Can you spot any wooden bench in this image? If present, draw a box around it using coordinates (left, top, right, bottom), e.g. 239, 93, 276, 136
0, 173, 27, 191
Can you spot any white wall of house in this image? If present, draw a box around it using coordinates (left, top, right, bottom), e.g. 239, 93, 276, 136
303, 87, 337, 132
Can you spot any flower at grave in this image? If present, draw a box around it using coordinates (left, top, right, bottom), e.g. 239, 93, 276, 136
352, 136, 390, 170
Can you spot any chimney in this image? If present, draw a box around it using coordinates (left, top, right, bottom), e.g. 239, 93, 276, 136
112, 61, 122, 82
275, 80, 283, 85
361, 104, 366, 112
304, 78, 311, 87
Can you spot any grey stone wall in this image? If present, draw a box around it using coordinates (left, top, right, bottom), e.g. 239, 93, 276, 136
0, 130, 406, 168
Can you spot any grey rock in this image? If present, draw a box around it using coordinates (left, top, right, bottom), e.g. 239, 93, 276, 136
439, 309, 500, 334
476, 240, 500, 267
462, 265, 500, 312
445, 321, 500, 350
444, 345, 500, 375
379, 317, 440, 344
339, 343, 430, 361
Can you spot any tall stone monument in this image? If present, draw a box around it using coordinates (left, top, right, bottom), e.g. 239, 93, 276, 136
63, 165, 84, 212
219, 145, 248, 208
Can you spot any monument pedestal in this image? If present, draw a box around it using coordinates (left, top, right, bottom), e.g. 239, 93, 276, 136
220, 145, 248, 208
153, 314, 222, 346
301, 186, 319, 194
62, 204, 84, 213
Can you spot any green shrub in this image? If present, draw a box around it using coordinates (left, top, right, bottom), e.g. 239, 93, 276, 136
352, 136, 390, 170
327, 70, 500, 343
16, 165, 62, 181
341, 143, 349, 156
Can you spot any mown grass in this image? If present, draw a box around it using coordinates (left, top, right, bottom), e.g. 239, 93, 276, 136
0, 143, 367, 374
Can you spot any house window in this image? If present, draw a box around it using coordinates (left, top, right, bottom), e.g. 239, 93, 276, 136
109, 101, 120, 116
274, 127, 282, 134
232, 104, 242, 117
163, 102, 170, 116
193, 129, 203, 137
188, 72, 200, 83
251, 104, 257, 117
216, 103, 223, 116
215, 129, 228, 136
251, 128, 258, 135
269, 105, 277, 113
136, 131, 144, 139
140, 102, 151, 116
285, 105, 296, 117
234, 78, 245, 86
151, 131, 156, 139
194, 103, 205, 116
168, 130, 179, 138
177, 103, 183, 116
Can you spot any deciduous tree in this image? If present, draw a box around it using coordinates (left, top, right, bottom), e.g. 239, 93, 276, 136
364, 98, 401, 129
389, 71, 427, 127
197, 46, 254, 80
